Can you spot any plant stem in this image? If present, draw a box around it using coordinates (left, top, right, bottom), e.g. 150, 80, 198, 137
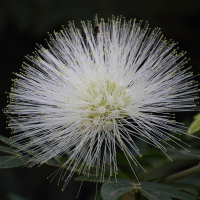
163, 162, 200, 183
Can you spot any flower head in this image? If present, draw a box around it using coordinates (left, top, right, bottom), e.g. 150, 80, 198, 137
5, 16, 199, 188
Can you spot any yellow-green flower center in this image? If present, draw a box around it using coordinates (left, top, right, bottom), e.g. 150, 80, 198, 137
80, 79, 131, 131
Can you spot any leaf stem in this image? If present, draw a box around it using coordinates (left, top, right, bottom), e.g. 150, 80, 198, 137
163, 163, 200, 183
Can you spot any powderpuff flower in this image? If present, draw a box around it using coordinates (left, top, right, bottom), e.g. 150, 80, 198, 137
5, 15, 199, 189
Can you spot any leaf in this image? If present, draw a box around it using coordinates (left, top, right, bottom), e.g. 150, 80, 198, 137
166, 148, 200, 160
140, 153, 166, 160
7, 193, 29, 200
76, 177, 199, 200
0, 135, 12, 146
175, 175, 200, 191
138, 182, 198, 200
0, 131, 19, 150
116, 152, 129, 166
116, 152, 138, 167
59, 157, 68, 164
167, 183, 199, 188
0, 155, 29, 168
177, 187, 198, 196
46, 158, 60, 166
101, 180, 139, 200
193, 113, 200, 120
0, 145, 20, 156
188, 113, 200, 135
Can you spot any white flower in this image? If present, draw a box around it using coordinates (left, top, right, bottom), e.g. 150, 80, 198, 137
5, 16, 199, 189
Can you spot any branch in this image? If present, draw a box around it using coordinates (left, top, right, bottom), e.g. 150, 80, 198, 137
163, 163, 200, 183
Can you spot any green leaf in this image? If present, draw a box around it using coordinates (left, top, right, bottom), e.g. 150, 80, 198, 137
140, 153, 166, 160
193, 113, 200, 120
138, 182, 198, 200
188, 113, 200, 135
0, 145, 20, 156
167, 183, 199, 188
166, 148, 200, 160
76, 177, 199, 200
101, 179, 138, 200
0, 135, 12, 146
116, 152, 129, 166
46, 158, 60, 166
0, 155, 29, 168
59, 157, 68, 164
7, 193, 29, 200
177, 187, 198, 196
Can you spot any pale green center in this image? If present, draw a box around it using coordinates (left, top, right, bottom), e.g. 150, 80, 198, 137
80, 79, 131, 131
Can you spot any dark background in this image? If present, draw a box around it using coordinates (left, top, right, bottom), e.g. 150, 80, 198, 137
0, 0, 200, 200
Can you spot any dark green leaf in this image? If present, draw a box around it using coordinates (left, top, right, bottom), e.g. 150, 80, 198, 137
7, 193, 29, 200
177, 187, 198, 196
46, 158, 60, 166
140, 153, 167, 160
134, 138, 149, 155
0, 135, 12, 146
167, 148, 200, 160
138, 182, 198, 200
175, 175, 200, 191
0, 145, 20, 156
166, 183, 199, 188
116, 152, 129, 166
137, 159, 153, 168
144, 160, 197, 182
101, 179, 138, 200
59, 157, 68, 164
0, 155, 29, 168
76, 177, 199, 200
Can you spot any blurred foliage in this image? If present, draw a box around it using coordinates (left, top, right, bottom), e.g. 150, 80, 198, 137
1, 122, 200, 199
1, 0, 200, 199
188, 113, 200, 136
76, 176, 199, 200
